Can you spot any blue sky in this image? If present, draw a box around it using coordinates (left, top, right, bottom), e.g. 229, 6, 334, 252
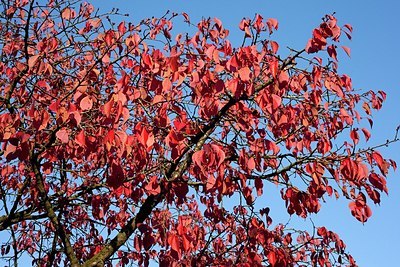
88, 0, 400, 266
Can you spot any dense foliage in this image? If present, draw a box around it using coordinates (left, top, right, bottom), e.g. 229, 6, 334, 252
0, 1, 397, 266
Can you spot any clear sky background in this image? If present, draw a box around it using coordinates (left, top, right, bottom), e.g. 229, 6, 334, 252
88, 0, 400, 266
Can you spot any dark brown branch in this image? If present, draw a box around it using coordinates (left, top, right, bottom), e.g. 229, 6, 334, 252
31, 156, 80, 267
0, 178, 31, 229
0, 210, 48, 231
0, 185, 18, 267
2, 0, 34, 114
0, 180, 107, 231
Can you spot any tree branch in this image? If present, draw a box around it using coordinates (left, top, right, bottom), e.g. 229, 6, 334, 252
30, 156, 80, 267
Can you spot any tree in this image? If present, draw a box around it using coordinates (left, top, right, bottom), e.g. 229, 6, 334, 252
0, 0, 398, 266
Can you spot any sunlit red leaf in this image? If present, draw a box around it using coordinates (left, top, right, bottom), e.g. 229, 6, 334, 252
271, 94, 281, 109
103, 99, 113, 117
267, 18, 279, 34
28, 55, 40, 69
210, 144, 226, 167
56, 129, 69, 144
372, 151, 384, 169
145, 176, 160, 195
61, 7, 76, 20
362, 128, 371, 141
75, 130, 86, 147
168, 234, 180, 254
80, 96, 93, 110
342, 46, 351, 57
118, 21, 126, 34
270, 40, 279, 54
238, 66, 251, 82
268, 251, 277, 266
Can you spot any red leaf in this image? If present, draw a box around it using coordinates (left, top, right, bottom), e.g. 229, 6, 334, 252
118, 21, 126, 34
61, 8, 76, 20
89, 18, 102, 28
239, 19, 247, 31
210, 144, 226, 167
182, 12, 190, 23
270, 41, 279, 54
378, 90, 387, 101
255, 178, 263, 196
362, 102, 371, 115
317, 227, 327, 237
372, 151, 384, 169
192, 150, 205, 174
145, 176, 160, 195
342, 46, 351, 57
182, 235, 191, 252
327, 45, 338, 61
269, 59, 278, 77
349, 199, 373, 223
36, 110, 50, 131
143, 234, 155, 251
80, 96, 93, 111
104, 31, 114, 46
344, 30, 352, 40
4, 143, 17, 160
318, 256, 326, 266
56, 129, 69, 144
167, 233, 180, 253
70, 111, 81, 126
268, 251, 277, 266
107, 162, 125, 188
75, 130, 86, 147
368, 173, 387, 193
266, 140, 280, 154
205, 45, 216, 61
267, 18, 279, 34
390, 159, 397, 171
343, 24, 353, 33
365, 205, 372, 217
238, 66, 251, 82
239, 19, 251, 38
125, 33, 140, 48
104, 129, 115, 150
139, 127, 154, 150
103, 99, 113, 118
361, 128, 371, 141
102, 53, 110, 64
162, 79, 172, 92
49, 100, 60, 112
253, 14, 264, 33
271, 94, 281, 109
350, 129, 359, 144
28, 55, 40, 69
166, 129, 180, 147
247, 157, 255, 171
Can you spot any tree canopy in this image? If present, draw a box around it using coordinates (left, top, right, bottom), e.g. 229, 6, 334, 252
0, 1, 398, 266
